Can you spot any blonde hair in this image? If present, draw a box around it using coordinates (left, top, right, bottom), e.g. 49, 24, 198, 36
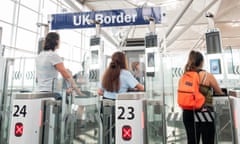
131, 61, 140, 71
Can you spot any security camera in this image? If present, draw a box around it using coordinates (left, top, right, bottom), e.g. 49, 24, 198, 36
205, 12, 214, 18
87, 19, 94, 24
36, 22, 49, 27
143, 16, 155, 21
87, 19, 100, 25
36, 23, 41, 27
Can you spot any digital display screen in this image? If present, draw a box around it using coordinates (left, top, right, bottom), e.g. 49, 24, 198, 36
90, 37, 100, 46
206, 31, 222, 54
210, 59, 221, 74
91, 50, 98, 64
147, 52, 155, 67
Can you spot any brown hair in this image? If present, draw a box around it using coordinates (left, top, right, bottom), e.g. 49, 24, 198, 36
102, 51, 128, 92
184, 50, 204, 72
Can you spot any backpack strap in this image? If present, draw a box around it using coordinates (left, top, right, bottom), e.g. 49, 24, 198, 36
196, 69, 207, 85
196, 69, 202, 73
200, 71, 207, 85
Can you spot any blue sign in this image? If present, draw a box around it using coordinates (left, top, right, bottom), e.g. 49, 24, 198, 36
51, 7, 161, 30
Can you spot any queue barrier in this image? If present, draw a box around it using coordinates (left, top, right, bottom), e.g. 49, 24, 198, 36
213, 95, 233, 142
115, 92, 147, 144
229, 89, 240, 144
101, 98, 115, 144
73, 94, 102, 144
8, 91, 103, 144
8, 92, 59, 144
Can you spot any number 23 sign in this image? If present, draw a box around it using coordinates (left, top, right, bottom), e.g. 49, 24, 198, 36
117, 106, 135, 120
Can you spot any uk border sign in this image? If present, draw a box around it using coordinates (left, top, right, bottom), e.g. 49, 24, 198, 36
51, 7, 161, 30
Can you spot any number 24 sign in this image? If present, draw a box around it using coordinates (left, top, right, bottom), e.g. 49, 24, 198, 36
13, 105, 27, 117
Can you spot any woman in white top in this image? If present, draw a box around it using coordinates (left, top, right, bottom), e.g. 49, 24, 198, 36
36, 32, 84, 98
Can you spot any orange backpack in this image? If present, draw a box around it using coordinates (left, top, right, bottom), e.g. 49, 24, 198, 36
177, 71, 205, 110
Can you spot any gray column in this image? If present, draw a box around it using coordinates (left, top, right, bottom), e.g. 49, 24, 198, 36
0, 27, 2, 44
0, 27, 3, 57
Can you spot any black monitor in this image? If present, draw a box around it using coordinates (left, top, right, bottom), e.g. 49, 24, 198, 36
145, 34, 157, 48
209, 59, 221, 74
90, 36, 100, 46
206, 31, 222, 54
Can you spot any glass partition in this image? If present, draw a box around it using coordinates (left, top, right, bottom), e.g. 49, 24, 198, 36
144, 49, 236, 144
145, 52, 165, 144
0, 57, 38, 144
213, 96, 233, 143
162, 54, 187, 143
72, 96, 102, 144
161, 51, 235, 144
0, 58, 14, 144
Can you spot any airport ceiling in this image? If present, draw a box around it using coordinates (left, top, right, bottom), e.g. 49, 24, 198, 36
68, 0, 240, 53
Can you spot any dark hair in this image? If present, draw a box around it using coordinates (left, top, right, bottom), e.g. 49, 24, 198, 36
184, 50, 204, 72
102, 51, 128, 92
43, 32, 59, 51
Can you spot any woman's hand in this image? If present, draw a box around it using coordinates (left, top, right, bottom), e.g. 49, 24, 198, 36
97, 88, 103, 96
66, 87, 73, 95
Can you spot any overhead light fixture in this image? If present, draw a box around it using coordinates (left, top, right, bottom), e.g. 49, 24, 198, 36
231, 20, 240, 27
156, 0, 183, 11
137, 1, 156, 7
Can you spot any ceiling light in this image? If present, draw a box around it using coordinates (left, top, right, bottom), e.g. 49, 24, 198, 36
137, 1, 156, 7
231, 20, 240, 27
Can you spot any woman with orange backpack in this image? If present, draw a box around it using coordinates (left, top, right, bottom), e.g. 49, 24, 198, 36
180, 50, 224, 144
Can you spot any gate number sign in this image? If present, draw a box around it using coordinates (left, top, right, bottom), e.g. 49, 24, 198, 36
13, 105, 27, 117
117, 106, 135, 120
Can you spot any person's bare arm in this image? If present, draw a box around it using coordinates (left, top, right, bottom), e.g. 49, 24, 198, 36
208, 74, 224, 95
55, 63, 70, 79
55, 63, 85, 96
